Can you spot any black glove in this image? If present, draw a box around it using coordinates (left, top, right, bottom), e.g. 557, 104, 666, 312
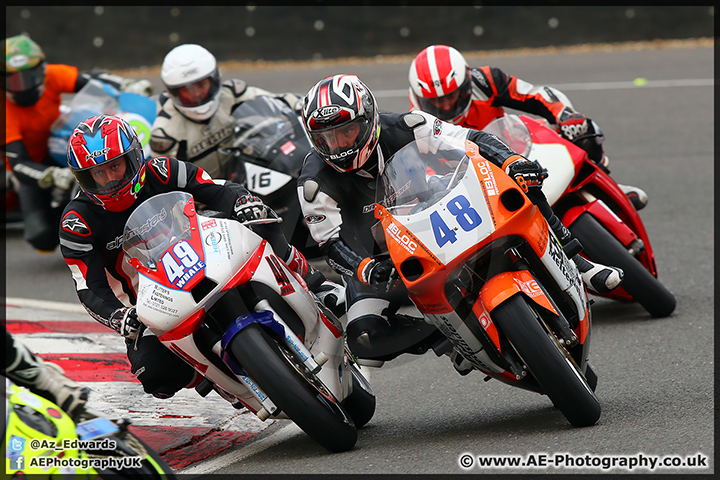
505, 158, 548, 193
233, 195, 268, 224
111, 307, 142, 340
362, 258, 400, 294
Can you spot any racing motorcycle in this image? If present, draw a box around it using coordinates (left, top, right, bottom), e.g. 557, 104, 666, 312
482, 114, 676, 318
373, 137, 600, 427
218, 96, 321, 259
5, 378, 175, 478
122, 192, 375, 453
48, 79, 157, 164
4, 79, 156, 228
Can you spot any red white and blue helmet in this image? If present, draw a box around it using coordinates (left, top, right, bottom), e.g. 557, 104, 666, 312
301, 74, 380, 172
67, 114, 146, 212
408, 45, 473, 124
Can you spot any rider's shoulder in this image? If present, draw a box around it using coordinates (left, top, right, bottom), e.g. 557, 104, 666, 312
222, 78, 248, 98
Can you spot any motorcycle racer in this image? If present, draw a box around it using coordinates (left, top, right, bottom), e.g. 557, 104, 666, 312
4, 325, 90, 419
408, 44, 648, 211
59, 114, 339, 399
298, 74, 623, 364
3, 34, 153, 253
149, 43, 302, 179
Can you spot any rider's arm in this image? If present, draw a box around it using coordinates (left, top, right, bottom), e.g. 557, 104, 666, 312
297, 168, 371, 283
4, 140, 48, 185
476, 65, 575, 124
405, 110, 523, 168
153, 156, 245, 214
59, 222, 128, 333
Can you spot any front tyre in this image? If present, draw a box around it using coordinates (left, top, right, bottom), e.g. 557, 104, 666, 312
229, 323, 357, 452
570, 212, 676, 317
492, 294, 601, 427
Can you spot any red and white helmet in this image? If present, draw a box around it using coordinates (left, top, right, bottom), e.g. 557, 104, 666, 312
301, 74, 380, 172
67, 115, 147, 212
408, 45, 472, 124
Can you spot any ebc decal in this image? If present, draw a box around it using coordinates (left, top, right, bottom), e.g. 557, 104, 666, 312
161, 240, 205, 288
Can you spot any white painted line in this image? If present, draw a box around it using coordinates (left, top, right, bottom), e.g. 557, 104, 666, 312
373, 78, 714, 98
5, 297, 87, 314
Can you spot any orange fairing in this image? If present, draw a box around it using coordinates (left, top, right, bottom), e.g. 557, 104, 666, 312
480, 270, 559, 316
374, 204, 451, 314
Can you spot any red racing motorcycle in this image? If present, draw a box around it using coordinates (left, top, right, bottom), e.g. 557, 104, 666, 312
482, 115, 676, 318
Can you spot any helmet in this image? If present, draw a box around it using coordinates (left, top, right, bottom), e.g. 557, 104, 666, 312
301, 74, 380, 172
67, 115, 147, 212
161, 44, 222, 121
408, 45, 472, 124
3, 34, 46, 106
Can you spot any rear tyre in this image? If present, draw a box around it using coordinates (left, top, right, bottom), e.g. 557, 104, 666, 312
229, 323, 357, 452
341, 363, 376, 428
570, 212, 676, 317
492, 294, 601, 427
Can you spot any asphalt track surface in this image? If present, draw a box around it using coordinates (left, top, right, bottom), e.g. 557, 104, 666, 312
4, 40, 713, 475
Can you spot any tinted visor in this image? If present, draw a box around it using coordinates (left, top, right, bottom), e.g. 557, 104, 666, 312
73, 144, 142, 197
166, 70, 221, 108
309, 117, 372, 170
4, 63, 45, 93
417, 76, 472, 122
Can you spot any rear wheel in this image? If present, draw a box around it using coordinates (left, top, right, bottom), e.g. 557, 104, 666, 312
341, 363, 376, 428
492, 294, 601, 427
570, 212, 676, 317
229, 323, 357, 452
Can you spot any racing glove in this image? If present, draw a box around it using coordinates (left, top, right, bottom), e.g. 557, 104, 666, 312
120, 78, 154, 96
233, 195, 268, 224
360, 258, 400, 294
110, 306, 142, 340
557, 110, 591, 142
38, 166, 75, 191
557, 110, 605, 163
504, 157, 548, 193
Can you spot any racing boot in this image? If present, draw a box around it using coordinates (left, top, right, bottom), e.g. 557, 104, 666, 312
618, 183, 648, 211
346, 312, 443, 364
285, 245, 346, 316
573, 255, 624, 295
5, 333, 90, 418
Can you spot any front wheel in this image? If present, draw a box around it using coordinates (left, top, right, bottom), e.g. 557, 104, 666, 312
569, 212, 676, 318
492, 294, 601, 427
229, 322, 357, 452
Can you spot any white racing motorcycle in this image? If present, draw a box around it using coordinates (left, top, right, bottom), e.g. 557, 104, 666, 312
122, 192, 375, 453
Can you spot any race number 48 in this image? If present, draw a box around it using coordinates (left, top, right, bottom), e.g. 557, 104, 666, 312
430, 195, 482, 247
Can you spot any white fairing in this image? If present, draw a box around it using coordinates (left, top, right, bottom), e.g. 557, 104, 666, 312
125, 193, 353, 417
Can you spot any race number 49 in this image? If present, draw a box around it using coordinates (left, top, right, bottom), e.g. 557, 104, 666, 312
162, 241, 201, 285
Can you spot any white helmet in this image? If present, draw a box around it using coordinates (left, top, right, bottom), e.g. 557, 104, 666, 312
161, 44, 222, 121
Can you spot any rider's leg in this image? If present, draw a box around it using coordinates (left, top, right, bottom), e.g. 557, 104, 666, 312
526, 189, 624, 294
